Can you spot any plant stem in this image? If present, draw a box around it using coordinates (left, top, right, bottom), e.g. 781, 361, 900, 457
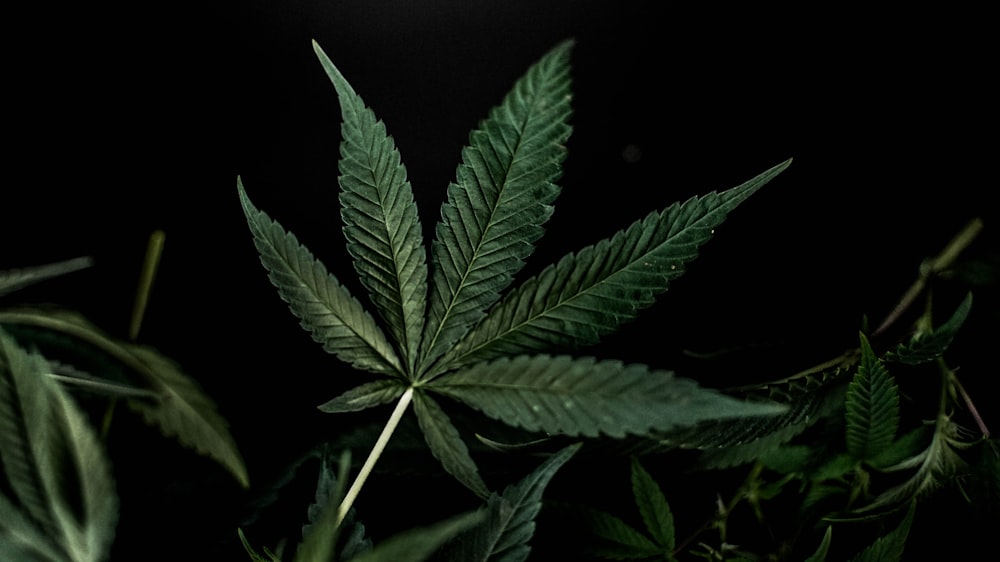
873, 217, 983, 338
334, 386, 414, 531
938, 358, 991, 438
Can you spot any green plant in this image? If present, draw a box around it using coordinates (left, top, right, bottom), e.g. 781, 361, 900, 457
2, 36, 995, 562
233, 37, 801, 560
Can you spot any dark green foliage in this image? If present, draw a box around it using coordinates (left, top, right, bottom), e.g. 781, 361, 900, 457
237, 38, 790, 503
2, 32, 994, 562
573, 457, 676, 561
435, 443, 581, 562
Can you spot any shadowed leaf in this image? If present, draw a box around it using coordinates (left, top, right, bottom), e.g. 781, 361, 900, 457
412, 390, 490, 498
0, 330, 118, 562
440, 443, 581, 562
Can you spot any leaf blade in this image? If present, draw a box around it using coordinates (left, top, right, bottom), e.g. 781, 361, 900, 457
428, 355, 786, 438
630, 457, 674, 550
0, 330, 118, 562
313, 40, 429, 374
419, 40, 575, 374
239, 178, 403, 376
845, 333, 900, 462
439, 443, 580, 562
123, 344, 250, 488
412, 390, 490, 498
316, 379, 405, 413
443, 160, 791, 369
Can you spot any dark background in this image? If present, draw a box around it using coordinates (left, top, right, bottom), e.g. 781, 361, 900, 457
4, 1, 996, 559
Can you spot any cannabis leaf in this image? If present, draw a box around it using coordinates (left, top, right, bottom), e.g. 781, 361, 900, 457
238, 181, 404, 377
845, 333, 900, 463
436, 160, 789, 373
296, 449, 371, 562
577, 456, 676, 561
238, 37, 789, 498
0, 308, 249, 488
803, 526, 833, 562
436, 442, 581, 562
426, 355, 786, 438
857, 415, 969, 513
0, 329, 118, 562
315, 41, 430, 376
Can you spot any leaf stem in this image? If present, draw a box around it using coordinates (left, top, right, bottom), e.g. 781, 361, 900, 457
335, 385, 414, 530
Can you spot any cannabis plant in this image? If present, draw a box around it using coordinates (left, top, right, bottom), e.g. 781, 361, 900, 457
234, 38, 797, 559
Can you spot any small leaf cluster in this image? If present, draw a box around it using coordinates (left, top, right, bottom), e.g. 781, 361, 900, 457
563, 284, 993, 560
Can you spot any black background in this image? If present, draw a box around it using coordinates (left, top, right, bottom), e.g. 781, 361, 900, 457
4, 2, 996, 559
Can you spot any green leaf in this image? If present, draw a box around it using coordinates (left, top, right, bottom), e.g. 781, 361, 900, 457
317, 379, 405, 413
0, 257, 94, 298
412, 390, 490, 498
885, 292, 973, 364
0, 330, 118, 562
847, 501, 915, 562
0, 493, 67, 562
630, 457, 674, 551
0, 332, 60, 536
439, 443, 581, 562
238, 178, 403, 376
418, 40, 574, 375
845, 333, 900, 463
857, 416, 967, 513
579, 507, 665, 560
428, 355, 785, 439
0, 308, 250, 489
313, 40, 429, 375
442, 160, 791, 369
121, 344, 249, 488
803, 526, 833, 562
662, 384, 842, 469
350, 511, 484, 562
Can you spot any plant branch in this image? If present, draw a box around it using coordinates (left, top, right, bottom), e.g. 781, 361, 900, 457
334, 386, 414, 531
873, 217, 983, 338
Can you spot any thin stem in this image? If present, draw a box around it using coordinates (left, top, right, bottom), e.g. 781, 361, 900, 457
940, 361, 991, 438
873, 217, 983, 338
334, 386, 414, 531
